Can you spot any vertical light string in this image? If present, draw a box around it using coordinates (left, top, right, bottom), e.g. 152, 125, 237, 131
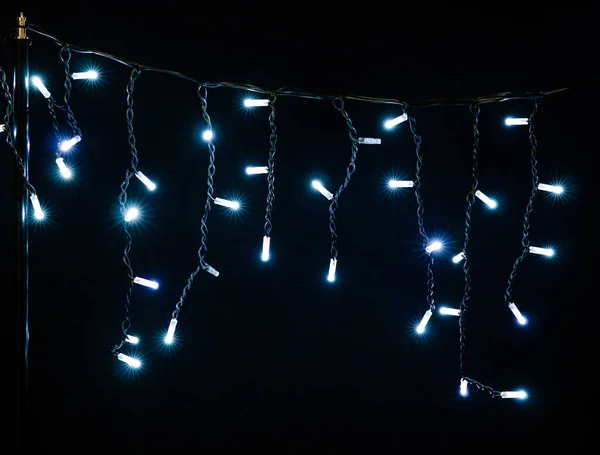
59, 45, 82, 138
262, 95, 278, 258
328, 97, 360, 278
169, 85, 218, 325
503, 99, 541, 309
408, 113, 436, 315
111, 66, 143, 355
458, 105, 500, 396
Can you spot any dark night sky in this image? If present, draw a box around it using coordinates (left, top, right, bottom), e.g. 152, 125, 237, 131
2, 5, 595, 451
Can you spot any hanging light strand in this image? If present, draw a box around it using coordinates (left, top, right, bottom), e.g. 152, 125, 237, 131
170, 85, 217, 323
409, 114, 436, 314
0, 65, 37, 198
59, 45, 82, 137
112, 66, 143, 354
263, 95, 278, 238
328, 97, 360, 264
503, 99, 541, 308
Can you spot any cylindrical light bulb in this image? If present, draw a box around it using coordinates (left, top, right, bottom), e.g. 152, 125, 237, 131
205, 264, 220, 277
460, 378, 468, 397
452, 252, 465, 264
244, 98, 269, 107
358, 137, 381, 144
55, 157, 72, 179
529, 246, 554, 257
439, 307, 460, 316
124, 207, 139, 222
475, 190, 497, 209
311, 180, 333, 200
135, 171, 157, 191
261, 235, 271, 262
71, 70, 99, 80
58, 135, 82, 152
425, 240, 443, 254
126, 334, 139, 344
246, 166, 269, 175
133, 276, 159, 289
505, 117, 529, 126
214, 197, 240, 210
384, 113, 408, 129
117, 353, 141, 368
416, 309, 433, 334
538, 183, 564, 194
388, 179, 414, 188
0, 123, 5, 132
164, 318, 178, 344
30, 194, 44, 220
327, 258, 337, 282
202, 130, 213, 141
500, 390, 528, 399
31, 76, 51, 98
508, 302, 528, 326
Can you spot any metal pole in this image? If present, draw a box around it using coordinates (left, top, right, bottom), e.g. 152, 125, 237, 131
14, 11, 30, 450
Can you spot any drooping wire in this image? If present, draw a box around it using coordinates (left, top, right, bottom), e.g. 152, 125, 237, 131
0, 64, 37, 197
263, 95, 278, 239
456, 104, 502, 397
170, 85, 217, 322
111, 66, 143, 354
59, 45, 82, 137
503, 98, 541, 308
408, 113, 436, 313
26, 24, 569, 108
328, 97, 359, 263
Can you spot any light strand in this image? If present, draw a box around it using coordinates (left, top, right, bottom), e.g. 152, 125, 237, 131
408, 113, 437, 324
262, 95, 278, 262
111, 66, 143, 356
327, 97, 360, 282
503, 99, 541, 319
59, 45, 82, 137
169, 85, 218, 330
25, 24, 569, 109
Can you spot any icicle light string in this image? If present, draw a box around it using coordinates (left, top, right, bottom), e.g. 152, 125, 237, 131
503, 98, 541, 321
24, 24, 568, 108
111, 66, 143, 356
261, 95, 278, 262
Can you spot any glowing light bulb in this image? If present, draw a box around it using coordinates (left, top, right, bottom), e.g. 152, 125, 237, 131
0, 124, 5, 132
124, 207, 139, 222
261, 235, 271, 262
30, 194, 44, 219
439, 307, 460, 316
55, 157, 72, 179
202, 130, 213, 141
452, 252, 465, 264
133, 277, 159, 289
164, 318, 178, 344
311, 180, 333, 200
327, 258, 337, 282
508, 302, 528, 326
71, 70, 99, 80
388, 179, 414, 188
384, 113, 408, 129
425, 240, 443, 254
117, 353, 141, 368
244, 98, 269, 107
214, 197, 240, 210
460, 378, 468, 397
126, 335, 139, 344
58, 135, 81, 152
505, 117, 529, 126
538, 183, 564, 194
246, 166, 269, 175
31, 76, 51, 98
475, 190, 497, 209
358, 137, 381, 144
135, 171, 157, 191
500, 390, 528, 399
416, 309, 433, 334
529, 246, 554, 257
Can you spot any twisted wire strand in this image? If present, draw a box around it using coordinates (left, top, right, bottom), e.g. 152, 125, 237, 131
503, 98, 541, 307
59, 45, 82, 137
26, 24, 568, 108
112, 66, 143, 354
408, 114, 436, 312
329, 97, 359, 260
47, 96, 61, 147
263, 95, 278, 237
459, 104, 481, 380
170, 85, 217, 321
0, 64, 37, 196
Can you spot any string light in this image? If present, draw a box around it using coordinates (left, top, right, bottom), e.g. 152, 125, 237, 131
474, 189, 497, 209
0, 123, 5, 132
3, 24, 572, 400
